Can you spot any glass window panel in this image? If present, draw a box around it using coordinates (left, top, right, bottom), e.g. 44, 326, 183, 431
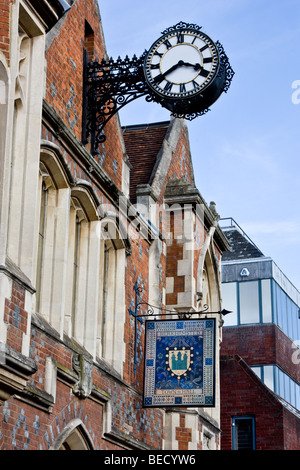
261, 279, 272, 323
287, 297, 293, 340
290, 380, 296, 409
233, 417, 255, 450
239, 281, 260, 324
263, 365, 274, 392
282, 290, 288, 335
222, 282, 238, 326
276, 284, 283, 329
251, 366, 262, 380
36, 184, 48, 312
296, 384, 300, 411
295, 303, 300, 344
274, 366, 279, 395
278, 368, 284, 397
290, 302, 295, 343
271, 280, 277, 324
284, 374, 290, 404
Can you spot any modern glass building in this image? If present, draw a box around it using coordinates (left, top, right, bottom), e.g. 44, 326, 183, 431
222, 260, 300, 344
220, 218, 300, 450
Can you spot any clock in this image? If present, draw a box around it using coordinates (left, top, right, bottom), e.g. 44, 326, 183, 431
144, 24, 219, 100
143, 22, 231, 116
82, 22, 234, 151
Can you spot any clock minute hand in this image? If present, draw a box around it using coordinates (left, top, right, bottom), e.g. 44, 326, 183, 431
153, 62, 181, 83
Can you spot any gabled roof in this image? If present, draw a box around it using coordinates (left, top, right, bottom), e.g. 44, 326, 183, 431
122, 121, 170, 203
222, 228, 264, 261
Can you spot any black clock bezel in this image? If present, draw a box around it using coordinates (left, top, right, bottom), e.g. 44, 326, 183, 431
143, 26, 220, 101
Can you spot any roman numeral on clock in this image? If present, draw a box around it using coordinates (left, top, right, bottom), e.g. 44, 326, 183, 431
164, 81, 173, 92
180, 83, 186, 93
177, 33, 184, 43
164, 39, 172, 49
199, 69, 210, 78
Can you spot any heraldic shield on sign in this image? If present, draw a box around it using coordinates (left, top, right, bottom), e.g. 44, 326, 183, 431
143, 318, 216, 407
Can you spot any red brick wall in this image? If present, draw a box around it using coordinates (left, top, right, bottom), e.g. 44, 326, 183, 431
166, 212, 183, 306
0, 1, 13, 65
176, 413, 192, 450
221, 324, 299, 383
0, 287, 165, 450
156, 128, 194, 207
45, 0, 124, 190
283, 407, 300, 450
4, 281, 28, 353
221, 355, 283, 450
220, 355, 299, 450
123, 236, 153, 387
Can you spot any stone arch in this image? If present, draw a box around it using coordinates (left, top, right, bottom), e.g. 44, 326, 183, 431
40, 141, 74, 190
197, 242, 221, 313
51, 418, 95, 450
99, 211, 131, 254
71, 180, 100, 222
201, 247, 221, 312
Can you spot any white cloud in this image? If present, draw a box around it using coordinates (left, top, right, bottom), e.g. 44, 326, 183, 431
241, 219, 300, 244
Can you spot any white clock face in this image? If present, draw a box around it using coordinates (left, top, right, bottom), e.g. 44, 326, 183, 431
144, 29, 219, 99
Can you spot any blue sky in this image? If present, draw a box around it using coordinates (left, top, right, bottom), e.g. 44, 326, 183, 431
98, 0, 300, 290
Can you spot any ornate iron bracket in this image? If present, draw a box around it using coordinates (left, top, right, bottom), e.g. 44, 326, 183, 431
128, 283, 231, 375
82, 49, 158, 155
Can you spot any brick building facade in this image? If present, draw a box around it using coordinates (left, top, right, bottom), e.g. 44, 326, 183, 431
0, 0, 229, 450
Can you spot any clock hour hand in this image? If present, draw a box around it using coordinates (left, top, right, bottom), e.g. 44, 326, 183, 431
153, 61, 202, 84
181, 61, 201, 70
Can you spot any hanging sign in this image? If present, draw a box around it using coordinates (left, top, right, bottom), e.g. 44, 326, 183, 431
143, 318, 216, 408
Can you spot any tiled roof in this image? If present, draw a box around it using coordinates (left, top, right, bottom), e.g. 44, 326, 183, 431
222, 228, 264, 261
122, 122, 170, 203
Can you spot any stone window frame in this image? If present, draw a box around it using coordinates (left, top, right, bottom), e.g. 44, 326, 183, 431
97, 214, 128, 375
36, 142, 128, 372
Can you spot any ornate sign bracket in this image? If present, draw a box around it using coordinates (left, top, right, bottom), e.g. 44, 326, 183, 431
128, 283, 231, 376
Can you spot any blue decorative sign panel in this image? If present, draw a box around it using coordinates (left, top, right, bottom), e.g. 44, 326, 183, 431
143, 318, 216, 407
